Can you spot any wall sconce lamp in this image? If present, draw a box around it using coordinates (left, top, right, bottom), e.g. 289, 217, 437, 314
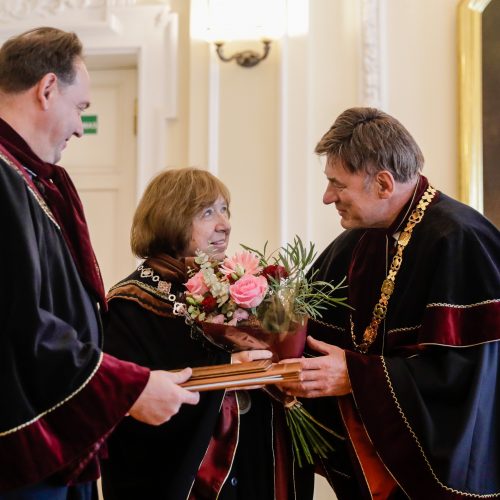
214, 39, 271, 68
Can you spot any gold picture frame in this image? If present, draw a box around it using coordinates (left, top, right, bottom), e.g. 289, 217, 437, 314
457, 0, 492, 212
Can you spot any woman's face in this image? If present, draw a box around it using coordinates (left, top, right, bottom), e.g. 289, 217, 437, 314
182, 195, 231, 259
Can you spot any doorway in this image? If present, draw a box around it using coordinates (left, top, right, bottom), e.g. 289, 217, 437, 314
63, 63, 138, 292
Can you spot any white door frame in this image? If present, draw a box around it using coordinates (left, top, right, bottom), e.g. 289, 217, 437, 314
0, 0, 178, 198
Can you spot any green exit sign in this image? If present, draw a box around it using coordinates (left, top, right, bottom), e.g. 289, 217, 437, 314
82, 115, 98, 135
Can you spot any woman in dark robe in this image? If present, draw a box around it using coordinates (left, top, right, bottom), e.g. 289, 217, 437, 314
100, 168, 313, 500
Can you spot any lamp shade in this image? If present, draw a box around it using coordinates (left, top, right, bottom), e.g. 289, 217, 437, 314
203, 0, 285, 42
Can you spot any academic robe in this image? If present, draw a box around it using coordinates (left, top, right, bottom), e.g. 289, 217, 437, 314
0, 120, 149, 494
306, 176, 500, 499
101, 254, 314, 500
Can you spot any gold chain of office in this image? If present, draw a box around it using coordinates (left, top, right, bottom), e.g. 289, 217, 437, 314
350, 185, 437, 353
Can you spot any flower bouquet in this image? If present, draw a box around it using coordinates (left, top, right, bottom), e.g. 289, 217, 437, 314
183, 236, 348, 466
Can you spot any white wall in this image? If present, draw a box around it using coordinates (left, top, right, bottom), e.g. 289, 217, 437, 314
164, 0, 459, 257
385, 0, 458, 199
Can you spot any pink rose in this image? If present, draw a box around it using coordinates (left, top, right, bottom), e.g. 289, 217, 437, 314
229, 274, 268, 309
185, 271, 208, 295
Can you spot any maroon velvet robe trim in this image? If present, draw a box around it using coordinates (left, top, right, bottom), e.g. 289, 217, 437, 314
345, 351, 460, 498
272, 402, 293, 500
0, 354, 149, 493
337, 394, 398, 498
0, 119, 106, 309
420, 302, 500, 346
189, 392, 239, 499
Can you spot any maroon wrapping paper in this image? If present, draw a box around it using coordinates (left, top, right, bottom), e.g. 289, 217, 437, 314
198, 317, 308, 361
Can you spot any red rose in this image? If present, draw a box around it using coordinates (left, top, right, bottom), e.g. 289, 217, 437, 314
262, 265, 288, 281
201, 295, 218, 313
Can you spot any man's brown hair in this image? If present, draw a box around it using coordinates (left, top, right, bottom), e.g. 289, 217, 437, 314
0, 27, 83, 93
315, 107, 424, 183
131, 167, 231, 259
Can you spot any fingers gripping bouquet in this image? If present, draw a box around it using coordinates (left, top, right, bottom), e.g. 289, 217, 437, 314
184, 236, 348, 466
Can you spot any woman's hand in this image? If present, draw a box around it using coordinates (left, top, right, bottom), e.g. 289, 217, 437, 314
231, 349, 273, 364
230, 349, 273, 390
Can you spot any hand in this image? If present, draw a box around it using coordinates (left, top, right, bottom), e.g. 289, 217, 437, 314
230, 349, 273, 390
279, 336, 351, 398
231, 349, 273, 364
129, 368, 200, 425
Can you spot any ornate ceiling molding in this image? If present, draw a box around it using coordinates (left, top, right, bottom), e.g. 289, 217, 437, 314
0, 0, 136, 24
0, 1, 95, 21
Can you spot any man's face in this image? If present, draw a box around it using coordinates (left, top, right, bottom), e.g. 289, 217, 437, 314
44, 59, 90, 164
323, 158, 388, 229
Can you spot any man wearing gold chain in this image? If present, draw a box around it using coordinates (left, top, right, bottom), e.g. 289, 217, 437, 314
0, 28, 199, 498
282, 107, 500, 499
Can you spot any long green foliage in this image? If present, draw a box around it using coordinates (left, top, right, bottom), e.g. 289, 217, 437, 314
242, 236, 351, 332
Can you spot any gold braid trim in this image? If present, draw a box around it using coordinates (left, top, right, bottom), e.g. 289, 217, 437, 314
109, 279, 174, 303
387, 325, 421, 335
309, 318, 347, 333
0, 150, 60, 230
108, 264, 188, 318
0, 352, 103, 437
351, 186, 437, 353
381, 356, 500, 497
427, 298, 500, 309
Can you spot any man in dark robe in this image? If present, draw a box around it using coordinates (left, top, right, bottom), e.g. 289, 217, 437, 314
282, 107, 500, 498
0, 27, 199, 499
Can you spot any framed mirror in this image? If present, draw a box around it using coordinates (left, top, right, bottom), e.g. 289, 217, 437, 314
458, 0, 500, 227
